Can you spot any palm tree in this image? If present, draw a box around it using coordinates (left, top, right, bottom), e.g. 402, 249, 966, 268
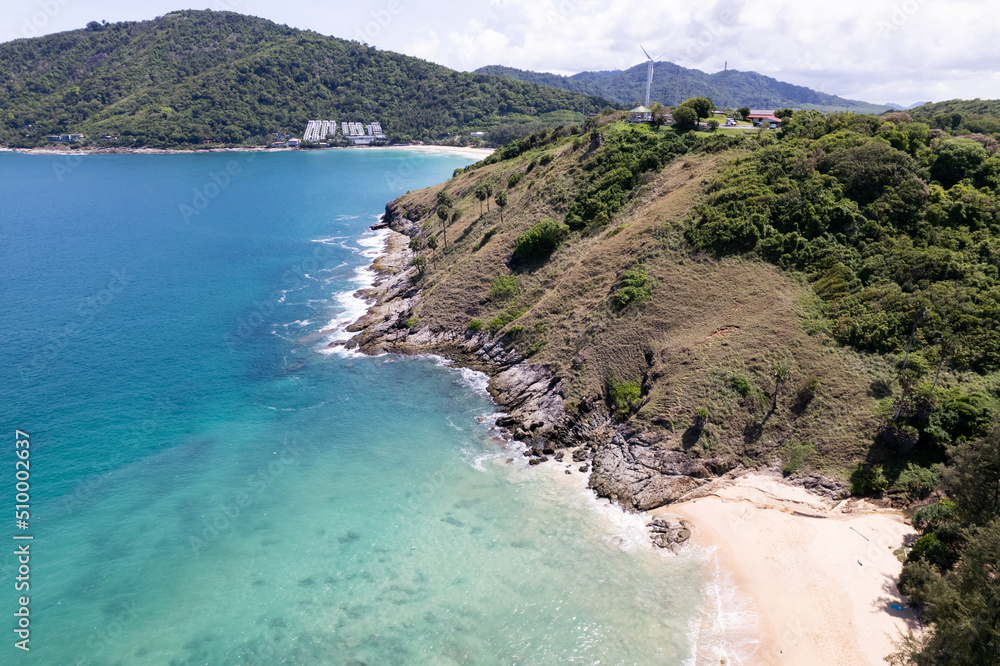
437, 206, 449, 248
474, 185, 486, 217
494, 190, 508, 224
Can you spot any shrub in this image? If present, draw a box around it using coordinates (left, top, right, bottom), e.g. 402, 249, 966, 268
467, 319, 483, 332
731, 376, 754, 397
611, 264, 652, 308
850, 463, 889, 496
487, 306, 526, 332
513, 218, 568, 262
488, 275, 520, 300
404, 316, 420, 329
539, 154, 553, 166
781, 442, 817, 476
892, 463, 939, 500
508, 172, 523, 188
608, 379, 642, 418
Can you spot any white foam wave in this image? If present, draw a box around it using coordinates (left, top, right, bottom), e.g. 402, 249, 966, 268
684, 548, 761, 666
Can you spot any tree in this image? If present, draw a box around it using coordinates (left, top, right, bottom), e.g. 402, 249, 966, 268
942, 423, 1000, 527
484, 182, 494, 212
774, 108, 794, 119
426, 235, 438, 265
672, 105, 697, 130
494, 190, 508, 224
474, 185, 487, 217
931, 138, 990, 189
680, 96, 713, 120
707, 119, 719, 131
408, 236, 423, 252
738, 107, 751, 121
436, 190, 454, 208
771, 364, 790, 412
437, 206, 450, 248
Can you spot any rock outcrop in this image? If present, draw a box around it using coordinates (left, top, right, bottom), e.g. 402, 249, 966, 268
341, 199, 752, 514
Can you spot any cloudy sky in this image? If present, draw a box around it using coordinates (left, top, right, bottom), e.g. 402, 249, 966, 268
3, 0, 999, 106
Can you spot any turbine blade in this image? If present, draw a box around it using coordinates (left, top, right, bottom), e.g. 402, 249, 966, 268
654, 50, 667, 61
640, 44, 652, 60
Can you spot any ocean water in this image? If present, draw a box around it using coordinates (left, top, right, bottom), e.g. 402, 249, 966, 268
0, 149, 755, 665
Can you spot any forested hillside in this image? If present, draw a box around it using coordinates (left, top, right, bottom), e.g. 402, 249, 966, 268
364, 106, 999, 662
476, 63, 892, 113
0, 10, 610, 148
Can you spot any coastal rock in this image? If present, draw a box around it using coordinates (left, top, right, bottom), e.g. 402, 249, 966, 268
647, 517, 693, 550
790, 472, 850, 500
589, 429, 733, 510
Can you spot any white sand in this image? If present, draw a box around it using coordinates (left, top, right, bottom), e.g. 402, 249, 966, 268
663, 474, 922, 665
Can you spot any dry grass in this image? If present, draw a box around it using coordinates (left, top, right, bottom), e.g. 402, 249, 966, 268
395, 129, 891, 480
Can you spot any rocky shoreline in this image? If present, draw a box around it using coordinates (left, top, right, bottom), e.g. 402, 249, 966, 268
339, 200, 850, 518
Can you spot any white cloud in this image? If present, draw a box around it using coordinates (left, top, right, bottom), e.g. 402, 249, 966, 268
1, 0, 997, 105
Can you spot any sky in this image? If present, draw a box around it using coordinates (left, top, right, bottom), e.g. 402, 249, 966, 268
3, 0, 999, 107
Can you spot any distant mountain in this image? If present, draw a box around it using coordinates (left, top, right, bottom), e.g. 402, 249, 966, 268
475, 63, 892, 114
885, 101, 930, 111
0, 10, 610, 148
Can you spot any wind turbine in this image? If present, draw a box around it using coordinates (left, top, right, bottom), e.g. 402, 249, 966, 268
640, 45, 667, 107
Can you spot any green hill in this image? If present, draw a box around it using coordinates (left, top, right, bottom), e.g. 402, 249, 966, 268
350, 108, 1000, 662
0, 10, 611, 148
906, 99, 1000, 135
476, 63, 892, 114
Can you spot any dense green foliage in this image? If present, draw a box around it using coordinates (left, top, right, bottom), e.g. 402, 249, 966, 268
513, 218, 568, 262
611, 264, 653, 309
909, 99, 1000, 138
893, 425, 1000, 665
608, 379, 642, 417
565, 125, 687, 228
475, 64, 891, 113
672, 106, 1000, 663
686, 111, 1000, 375
0, 10, 607, 147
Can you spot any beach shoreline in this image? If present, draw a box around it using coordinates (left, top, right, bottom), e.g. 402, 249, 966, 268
661, 473, 921, 665
339, 169, 922, 666
1, 144, 495, 158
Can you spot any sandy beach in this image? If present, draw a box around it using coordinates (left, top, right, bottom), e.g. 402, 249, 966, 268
662, 473, 921, 665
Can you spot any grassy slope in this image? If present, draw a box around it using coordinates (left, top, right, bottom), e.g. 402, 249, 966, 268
398, 121, 888, 478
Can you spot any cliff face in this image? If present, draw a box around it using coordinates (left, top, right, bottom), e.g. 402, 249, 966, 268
342, 125, 864, 509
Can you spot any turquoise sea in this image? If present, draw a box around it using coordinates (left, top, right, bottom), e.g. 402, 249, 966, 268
0, 149, 755, 665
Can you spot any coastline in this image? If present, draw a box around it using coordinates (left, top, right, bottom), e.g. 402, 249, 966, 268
1, 144, 495, 158
662, 473, 921, 665
342, 187, 921, 666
